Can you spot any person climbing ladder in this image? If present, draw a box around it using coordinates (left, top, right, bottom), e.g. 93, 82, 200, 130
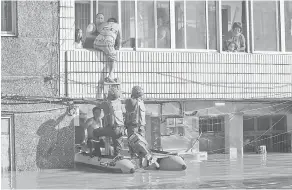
93, 18, 121, 83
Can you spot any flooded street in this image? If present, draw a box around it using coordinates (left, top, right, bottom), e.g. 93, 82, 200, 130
2, 153, 292, 189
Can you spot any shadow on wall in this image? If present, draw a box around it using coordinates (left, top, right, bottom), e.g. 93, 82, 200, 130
75, 110, 88, 145
36, 112, 75, 169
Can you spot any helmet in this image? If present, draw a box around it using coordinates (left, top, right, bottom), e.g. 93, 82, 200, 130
131, 86, 144, 98
107, 87, 120, 100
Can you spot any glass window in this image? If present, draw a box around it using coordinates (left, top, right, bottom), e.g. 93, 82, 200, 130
199, 118, 208, 133
121, 1, 135, 48
272, 115, 286, 131
253, 1, 280, 51
175, 1, 184, 49
243, 117, 255, 131
137, 1, 155, 48
186, 1, 206, 49
208, 1, 217, 50
221, 1, 247, 52
258, 116, 270, 131
75, 2, 91, 39
98, 1, 118, 22
1, 117, 12, 172
157, 1, 171, 48
1, 1, 12, 32
207, 118, 213, 131
199, 117, 223, 133
1, 1, 16, 35
285, 1, 292, 52
175, 1, 217, 50
1, 118, 10, 134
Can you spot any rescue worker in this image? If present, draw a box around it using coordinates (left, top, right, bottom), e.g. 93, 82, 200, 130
125, 86, 158, 168
125, 85, 146, 141
92, 87, 125, 157
85, 107, 104, 157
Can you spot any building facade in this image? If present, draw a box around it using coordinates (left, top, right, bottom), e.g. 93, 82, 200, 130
1, 0, 292, 171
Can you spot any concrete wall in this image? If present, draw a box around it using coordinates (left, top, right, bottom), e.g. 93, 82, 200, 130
2, 104, 75, 171
0, 1, 73, 171
1, 1, 59, 96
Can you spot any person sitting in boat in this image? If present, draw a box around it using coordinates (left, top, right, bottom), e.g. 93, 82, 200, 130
125, 85, 146, 157
85, 106, 104, 157
92, 87, 125, 157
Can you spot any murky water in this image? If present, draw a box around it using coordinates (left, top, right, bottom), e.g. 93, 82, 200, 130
2, 153, 292, 189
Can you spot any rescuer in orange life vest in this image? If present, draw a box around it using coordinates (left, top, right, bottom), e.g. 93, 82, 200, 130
125, 86, 146, 139
125, 86, 159, 168
125, 86, 152, 160
92, 87, 125, 157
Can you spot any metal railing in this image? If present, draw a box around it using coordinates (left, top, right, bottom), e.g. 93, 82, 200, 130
63, 50, 292, 100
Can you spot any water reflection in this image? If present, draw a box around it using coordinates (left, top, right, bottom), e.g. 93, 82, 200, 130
2, 154, 292, 189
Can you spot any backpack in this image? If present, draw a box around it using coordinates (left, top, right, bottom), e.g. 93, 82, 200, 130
104, 99, 124, 127
125, 98, 146, 126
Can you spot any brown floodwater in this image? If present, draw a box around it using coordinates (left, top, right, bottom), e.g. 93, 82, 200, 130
2, 153, 292, 189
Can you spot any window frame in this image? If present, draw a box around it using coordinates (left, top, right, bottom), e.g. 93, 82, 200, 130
199, 115, 224, 133
1, 115, 16, 172
1, 1, 17, 37
134, 0, 222, 52
219, 0, 251, 53
250, 0, 292, 54
75, 0, 292, 54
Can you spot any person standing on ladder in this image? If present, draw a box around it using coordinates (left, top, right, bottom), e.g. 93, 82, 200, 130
93, 18, 121, 83
92, 87, 125, 157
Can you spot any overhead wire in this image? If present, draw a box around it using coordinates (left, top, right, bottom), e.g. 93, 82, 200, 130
1, 106, 68, 114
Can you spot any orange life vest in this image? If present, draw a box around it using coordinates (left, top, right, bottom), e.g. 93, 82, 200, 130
104, 99, 124, 127
125, 98, 146, 126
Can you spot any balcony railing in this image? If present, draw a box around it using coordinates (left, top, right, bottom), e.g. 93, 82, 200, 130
63, 50, 292, 100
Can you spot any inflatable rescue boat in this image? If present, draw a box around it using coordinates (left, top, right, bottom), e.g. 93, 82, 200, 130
127, 132, 187, 171
149, 149, 187, 171
75, 152, 136, 174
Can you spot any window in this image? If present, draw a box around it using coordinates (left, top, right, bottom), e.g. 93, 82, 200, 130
243, 117, 255, 131
175, 1, 217, 49
257, 115, 287, 131
1, 116, 15, 172
272, 115, 286, 131
137, 1, 155, 48
285, 1, 292, 52
258, 116, 270, 131
199, 116, 224, 133
157, 1, 171, 48
73, 0, 292, 52
75, 1, 91, 39
221, 1, 247, 52
121, 1, 135, 48
252, 0, 280, 51
98, 1, 118, 21
1, 1, 17, 36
